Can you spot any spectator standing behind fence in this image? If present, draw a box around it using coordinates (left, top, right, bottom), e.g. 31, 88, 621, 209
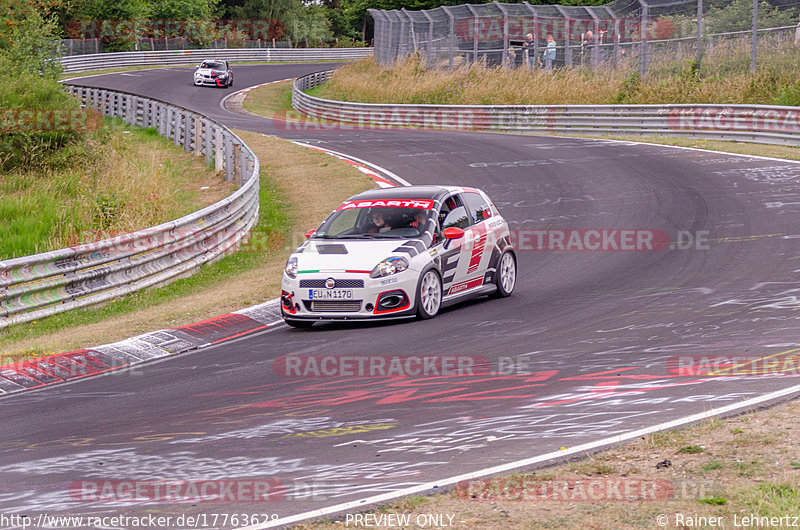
506, 46, 517, 68
543, 34, 556, 73
522, 32, 536, 69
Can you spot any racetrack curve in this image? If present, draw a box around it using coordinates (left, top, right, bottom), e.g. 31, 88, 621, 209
1, 63, 799, 527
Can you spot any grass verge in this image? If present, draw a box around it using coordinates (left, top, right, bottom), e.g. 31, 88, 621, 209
241, 79, 295, 117
314, 55, 800, 106
0, 132, 373, 363
0, 116, 231, 259
296, 397, 800, 529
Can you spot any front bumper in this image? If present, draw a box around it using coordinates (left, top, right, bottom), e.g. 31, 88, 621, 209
194, 76, 227, 86
280, 271, 419, 321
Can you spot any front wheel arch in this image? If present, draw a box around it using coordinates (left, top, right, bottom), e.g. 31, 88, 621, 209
490, 249, 517, 298
415, 267, 443, 319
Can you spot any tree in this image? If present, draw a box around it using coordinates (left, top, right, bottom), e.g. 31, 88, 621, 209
0, 0, 65, 78
706, 0, 797, 32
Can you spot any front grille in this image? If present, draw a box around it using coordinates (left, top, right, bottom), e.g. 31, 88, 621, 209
299, 279, 364, 288
309, 300, 362, 312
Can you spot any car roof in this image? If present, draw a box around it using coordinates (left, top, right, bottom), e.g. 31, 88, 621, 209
347, 185, 468, 203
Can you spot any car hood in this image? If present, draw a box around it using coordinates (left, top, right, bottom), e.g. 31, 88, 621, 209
196, 68, 221, 76
294, 239, 420, 272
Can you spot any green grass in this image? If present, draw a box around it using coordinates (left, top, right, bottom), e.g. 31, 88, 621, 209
0, 166, 289, 352
0, 116, 225, 260
701, 461, 725, 473
241, 79, 295, 117
740, 482, 800, 518
698, 495, 727, 505
315, 47, 800, 107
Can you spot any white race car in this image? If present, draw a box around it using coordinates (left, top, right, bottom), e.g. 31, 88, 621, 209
280, 185, 516, 328
193, 59, 233, 88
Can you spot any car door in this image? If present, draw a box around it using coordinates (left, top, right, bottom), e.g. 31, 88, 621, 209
435, 193, 476, 296
461, 190, 501, 287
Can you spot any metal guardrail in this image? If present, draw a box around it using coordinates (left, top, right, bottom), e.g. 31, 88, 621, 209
0, 86, 260, 330
61, 47, 374, 73
293, 70, 800, 147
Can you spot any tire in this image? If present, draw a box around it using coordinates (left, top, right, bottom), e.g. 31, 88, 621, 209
491, 251, 517, 298
416, 269, 442, 319
284, 318, 314, 329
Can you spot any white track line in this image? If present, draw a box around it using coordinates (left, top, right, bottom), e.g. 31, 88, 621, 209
244, 383, 800, 529
557, 136, 800, 165
289, 141, 411, 187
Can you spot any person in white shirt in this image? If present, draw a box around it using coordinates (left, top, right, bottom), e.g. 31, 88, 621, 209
543, 34, 557, 73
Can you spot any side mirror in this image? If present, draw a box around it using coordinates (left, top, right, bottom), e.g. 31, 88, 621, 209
304, 229, 316, 239
443, 227, 464, 239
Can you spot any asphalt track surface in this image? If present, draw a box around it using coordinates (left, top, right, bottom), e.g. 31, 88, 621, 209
1, 63, 800, 527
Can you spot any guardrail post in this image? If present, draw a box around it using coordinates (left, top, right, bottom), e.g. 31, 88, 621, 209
194, 116, 202, 156
174, 110, 182, 147
215, 127, 223, 172
204, 120, 212, 166
129, 95, 137, 125
224, 136, 233, 182
182, 112, 191, 151
233, 143, 242, 188
158, 104, 167, 136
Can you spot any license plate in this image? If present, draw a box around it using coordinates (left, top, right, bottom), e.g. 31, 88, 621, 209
309, 289, 354, 300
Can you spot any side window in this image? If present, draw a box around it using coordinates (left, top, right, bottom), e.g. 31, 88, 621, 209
463, 192, 492, 224
440, 195, 472, 230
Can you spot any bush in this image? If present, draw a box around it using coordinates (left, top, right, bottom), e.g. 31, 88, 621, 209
0, 74, 86, 171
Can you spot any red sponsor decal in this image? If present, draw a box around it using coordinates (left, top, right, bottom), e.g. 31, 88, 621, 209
467, 223, 488, 274
448, 277, 484, 295
336, 199, 434, 211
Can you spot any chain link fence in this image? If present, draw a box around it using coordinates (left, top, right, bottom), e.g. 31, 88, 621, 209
369, 0, 800, 76
58, 38, 340, 56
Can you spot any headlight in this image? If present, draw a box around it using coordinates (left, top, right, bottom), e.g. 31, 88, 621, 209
284, 256, 298, 278
370, 257, 408, 278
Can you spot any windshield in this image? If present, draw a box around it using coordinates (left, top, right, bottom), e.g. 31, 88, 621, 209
314, 203, 435, 240
200, 61, 224, 70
